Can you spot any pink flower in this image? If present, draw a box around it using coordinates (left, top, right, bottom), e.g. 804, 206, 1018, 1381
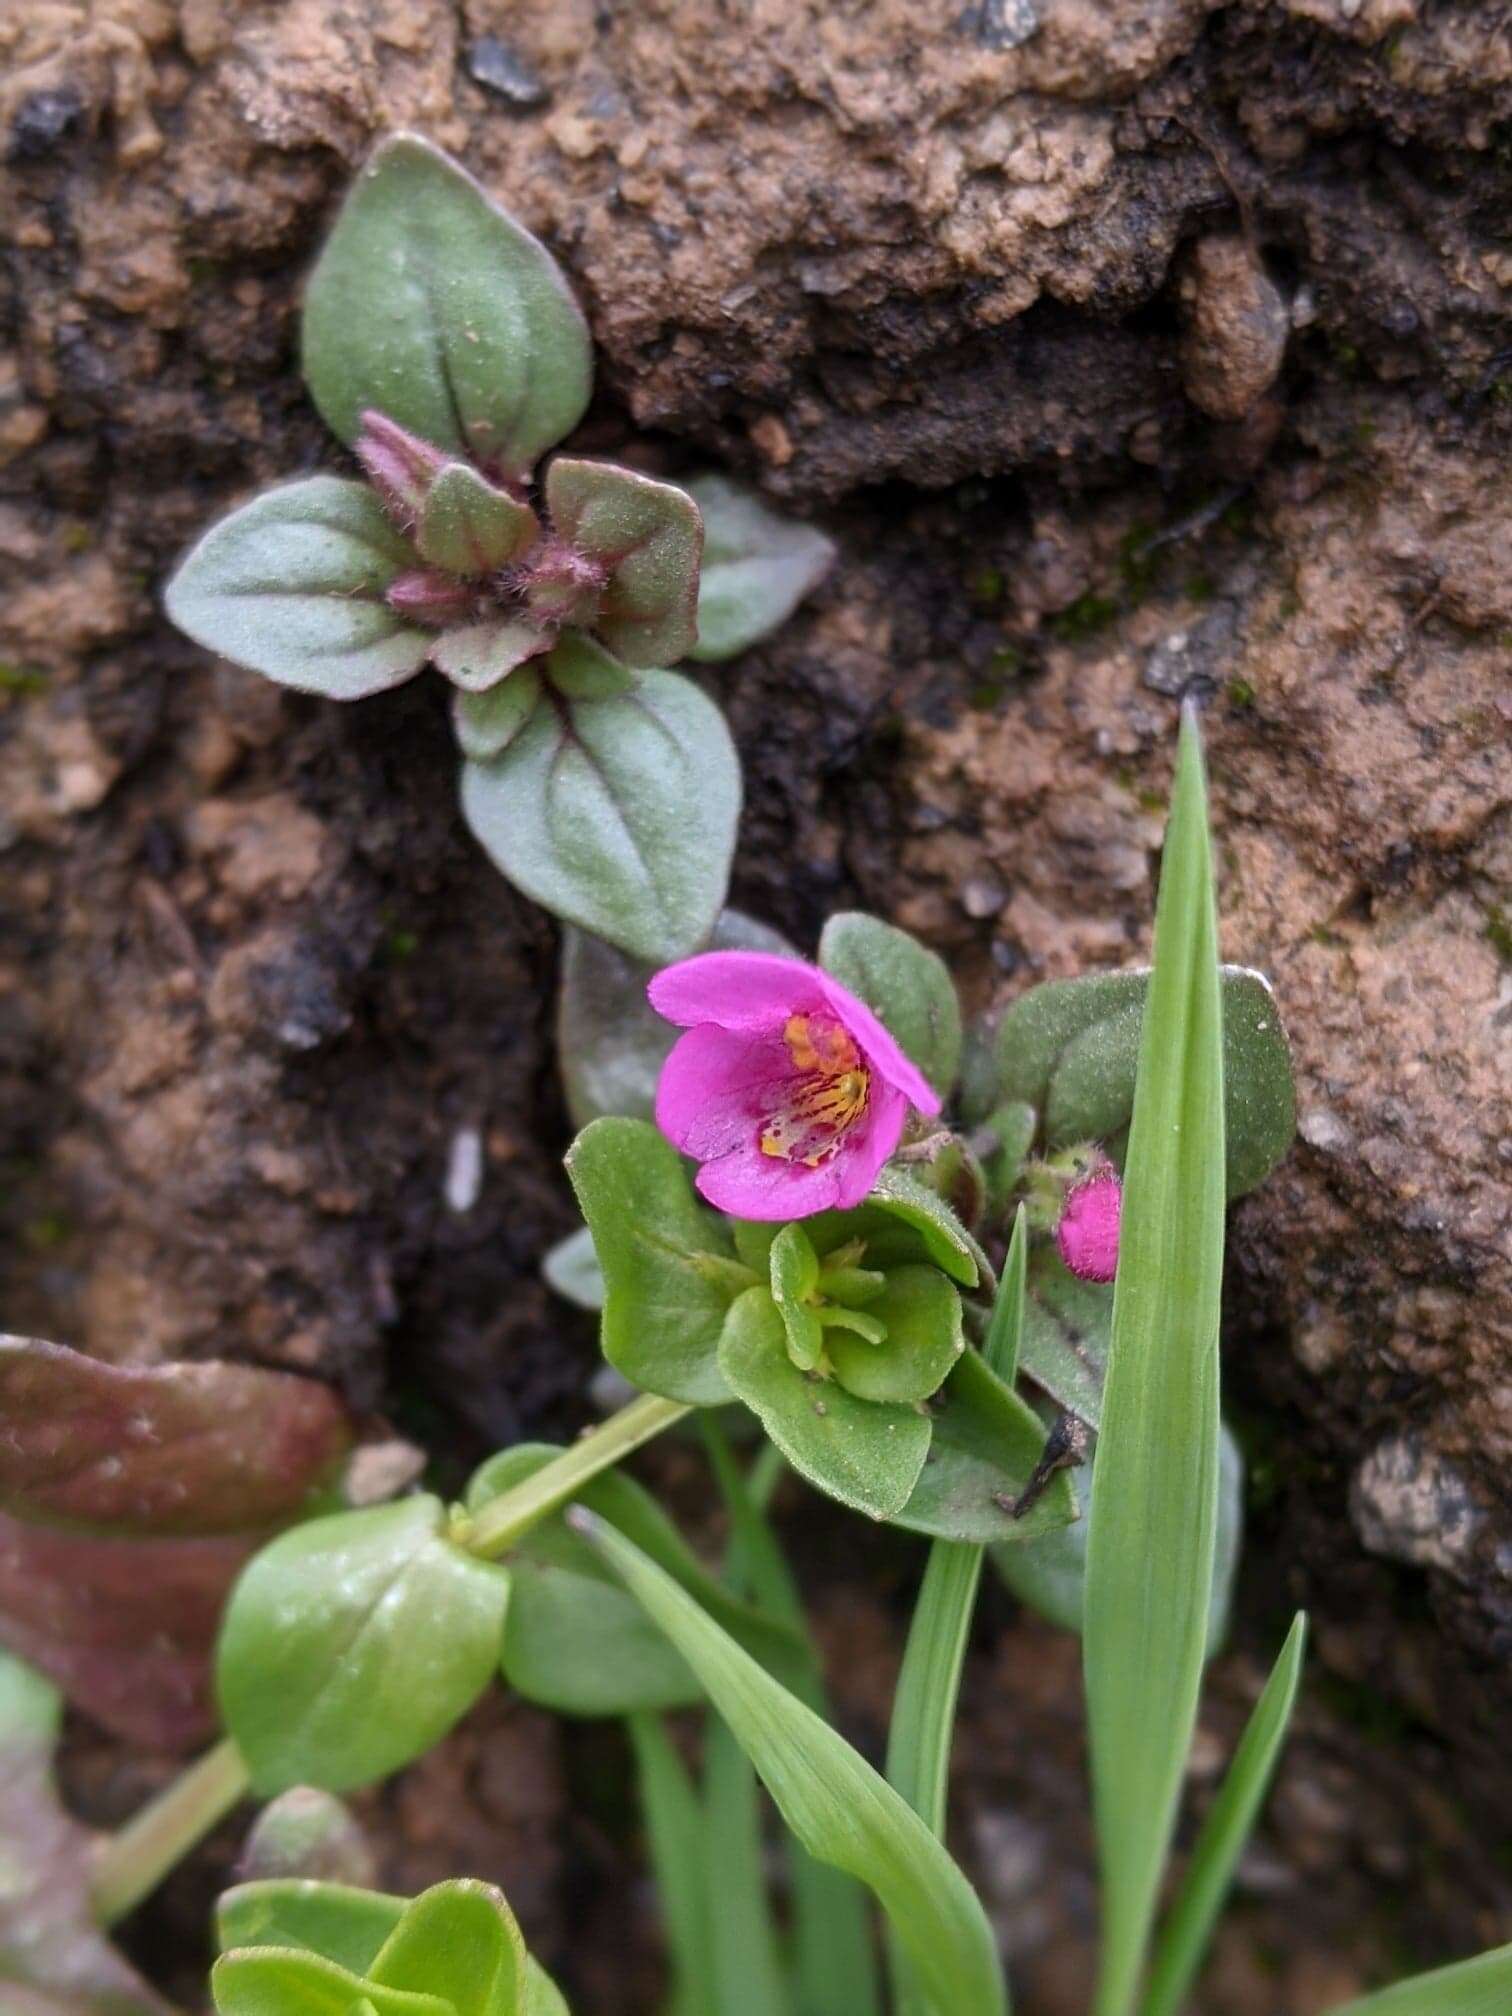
648, 952, 941, 1220
1056, 1165, 1122, 1283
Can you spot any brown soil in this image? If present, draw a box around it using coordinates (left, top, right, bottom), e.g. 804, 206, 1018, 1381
3, 1, 1510, 2010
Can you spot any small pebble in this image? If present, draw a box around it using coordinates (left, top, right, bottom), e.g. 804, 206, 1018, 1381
467, 38, 550, 109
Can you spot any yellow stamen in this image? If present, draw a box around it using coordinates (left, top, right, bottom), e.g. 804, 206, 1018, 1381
760, 1015, 871, 1166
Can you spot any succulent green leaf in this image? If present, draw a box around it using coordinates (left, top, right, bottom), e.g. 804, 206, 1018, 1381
825, 1266, 963, 1405
894, 1345, 1076, 1546
577, 1513, 1007, 2016
861, 1166, 985, 1287
818, 913, 962, 1100
368, 1881, 527, 2016
564, 1117, 750, 1404
165, 477, 430, 699
216, 1496, 510, 1795
717, 1286, 931, 1520
686, 475, 835, 662
417, 465, 538, 575
464, 1445, 800, 1715
218, 1881, 406, 1976
558, 910, 795, 1130
545, 459, 702, 667
211, 1946, 449, 2016
302, 133, 592, 475
433, 620, 544, 693
452, 667, 543, 761
994, 965, 1294, 1200
993, 1418, 1243, 1651
1082, 712, 1227, 2016
768, 1223, 825, 1370
543, 630, 640, 699
460, 669, 740, 965
540, 1224, 605, 1309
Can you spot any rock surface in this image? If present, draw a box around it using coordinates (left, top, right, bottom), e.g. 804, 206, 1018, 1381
2, 0, 1510, 2008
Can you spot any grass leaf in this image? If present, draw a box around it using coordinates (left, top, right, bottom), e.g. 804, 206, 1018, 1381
577, 1512, 1006, 2016
1325, 1947, 1512, 2016
1082, 709, 1227, 2016
626, 1716, 715, 2016
1142, 1613, 1307, 2016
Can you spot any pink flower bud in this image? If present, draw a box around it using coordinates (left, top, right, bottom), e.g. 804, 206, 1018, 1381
386, 567, 478, 623
354, 411, 449, 529
1056, 1166, 1122, 1283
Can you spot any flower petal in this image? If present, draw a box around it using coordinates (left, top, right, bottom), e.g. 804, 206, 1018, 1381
816, 973, 942, 1116
825, 1082, 909, 1209
654, 1024, 791, 1159
693, 1140, 853, 1221
648, 950, 817, 1033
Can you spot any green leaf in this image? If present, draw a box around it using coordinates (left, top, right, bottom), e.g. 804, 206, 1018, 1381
557, 910, 795, 1130
212, 1946, 449, 2016
575, 1513, 1008, 2016
818, 912, 962, 1100
464, 1446, 800, 1715
217, 1881, 405, 1975
417, 465, 538, 575
217, 1496, 511, 1795
1324, 1947, 1512, 2016
852, 1165, 984, 1287
994, 965, 1294, 1200
1143, 1613, 1307, 2016
717, 1286, 931, 1520
452, 668, 543, 761
302, 133, 592, 475
542, 630, 640, 700
627, 1714, 716, 2016
768, 1223, 826, 1371
703, 1715, 789, 2016
433, 620, 545, 693
980, 1099, 1038, 1214
368, 1881, 527, 2016
565, 1117, 751, 1404
686, 475, 835, 663
460, 668, 740, 964
894, 1344, 1077, 1546
1082, 711, 1227, 2016
238, 1788, 376, 1887
1018, 1247, 1113, 1426
540, 1224, 604, 1309
825, 1266, 963, 1405
165, 477, 431, 699
993, 1419, 1244, 1654
545, 459, 702, 667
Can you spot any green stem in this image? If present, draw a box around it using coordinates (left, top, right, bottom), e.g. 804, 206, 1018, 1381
464, 1390, 691, 1559
91, 1736, 250, 1927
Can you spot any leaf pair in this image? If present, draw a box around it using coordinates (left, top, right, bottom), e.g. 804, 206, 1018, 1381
215, 1877, 566, 2016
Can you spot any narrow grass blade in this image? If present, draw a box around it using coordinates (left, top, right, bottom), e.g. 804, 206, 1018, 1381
883, 1207, 1029, 2016
577, 1511, 1008, 2016
1326, 1947, 1512, 2016
704, 1715, 789, 2016
626, 1714, 714, 2016
1142, 1612, 1307, 2016
1083, 709, 1227, 2016
703, 1421, 881, 2016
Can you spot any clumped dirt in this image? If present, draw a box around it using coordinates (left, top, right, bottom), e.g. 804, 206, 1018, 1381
3, 0, 1510, 2010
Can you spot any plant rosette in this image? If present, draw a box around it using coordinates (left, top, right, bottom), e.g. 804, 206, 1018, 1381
163, 133, 833, 967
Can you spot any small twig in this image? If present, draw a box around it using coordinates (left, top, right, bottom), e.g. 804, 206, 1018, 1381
994, 1408, 1092, 1521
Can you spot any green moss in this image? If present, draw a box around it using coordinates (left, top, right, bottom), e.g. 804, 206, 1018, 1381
0, 663, 48, 698
1485, 904, 1512, 966
1227, 677, 1256, 707
23, 1211, 73, 1253
968, 564, 1005, 606
1048, 590, 1119, 642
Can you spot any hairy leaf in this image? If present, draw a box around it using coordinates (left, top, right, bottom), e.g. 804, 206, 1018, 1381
895, 1345, 1077, 1548
461, 670, 740, 964
686, 476, 835, 662
818, 912, 962, 1100
165, 478, 430, 698
416, 465, 537, 575
564, 1117, 749, 1404
217, 1497, 510, 1795
302, 133, 592, 474
452, 668, 544, 762
545, 459, 702, 667
557, 910, 794, 1131
433, 620, 545, 694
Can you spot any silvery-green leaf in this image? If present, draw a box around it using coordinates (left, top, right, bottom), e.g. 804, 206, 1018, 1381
460, 669, 740, 965
165, 477, 430, 699
687, 475, 835, 662
433, 618, 545, 693
417, 464, 538, 575
452, 667, 543, 761
540, 1225, 604, 1310
558, 909, 795, 1130
543, 630, 640, 699
545, 459, 702, 667
302, 133, 592, 475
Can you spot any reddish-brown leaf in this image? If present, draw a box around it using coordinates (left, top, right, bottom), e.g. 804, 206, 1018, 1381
0, 1337, 354, 1536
